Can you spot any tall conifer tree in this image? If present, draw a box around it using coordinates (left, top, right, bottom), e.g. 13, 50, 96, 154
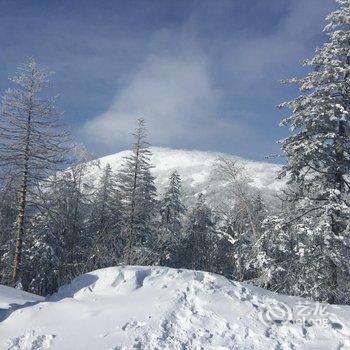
159, 171, 186, 264
118, 118, 157, 264
268, 0, 350, 303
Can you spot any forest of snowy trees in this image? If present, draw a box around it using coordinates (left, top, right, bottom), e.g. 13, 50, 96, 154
0, 0, 350, 305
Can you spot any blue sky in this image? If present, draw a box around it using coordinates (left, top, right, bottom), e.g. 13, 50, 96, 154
0, 0, 336, 160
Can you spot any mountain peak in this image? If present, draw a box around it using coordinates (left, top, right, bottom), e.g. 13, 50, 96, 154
87, 147, 283, 198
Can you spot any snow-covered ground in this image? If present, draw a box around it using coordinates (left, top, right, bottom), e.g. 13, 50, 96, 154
0, 285, 43, 310
85, 147, 283, 201
1, 266, 349, 349
0, 285, 44, 324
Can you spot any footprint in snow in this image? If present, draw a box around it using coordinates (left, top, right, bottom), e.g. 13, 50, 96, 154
121, 321, 146, 331
330, 321, 343, 330
6, 331, 56, 350
194, 272, 205, 282
99, 332, 109, 338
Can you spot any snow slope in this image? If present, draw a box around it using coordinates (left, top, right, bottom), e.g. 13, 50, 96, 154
84, 147, 283, 202
1, 266, 349, 349
0, 285, 43, 310
0, 285, 44, 338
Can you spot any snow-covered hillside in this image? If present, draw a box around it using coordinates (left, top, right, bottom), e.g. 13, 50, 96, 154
1, 266, 349, 349
85, 147, 283, 203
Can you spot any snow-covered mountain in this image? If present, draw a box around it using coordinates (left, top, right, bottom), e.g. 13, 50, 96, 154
85, 147, 283, 204
1, 266, 349, 349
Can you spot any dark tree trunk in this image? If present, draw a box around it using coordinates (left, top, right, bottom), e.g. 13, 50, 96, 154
12, 111, 32, 286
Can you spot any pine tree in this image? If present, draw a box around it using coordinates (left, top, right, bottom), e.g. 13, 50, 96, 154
272, 0, 350, 303
158, 171, 186, 265
182, 194, 216, 271
23, 213, 61, 295
29, 146, 93, 290
88, 163, 123, 270
0, 59, 69, 286
118, 118, 157, 264
254, 212, 297, 293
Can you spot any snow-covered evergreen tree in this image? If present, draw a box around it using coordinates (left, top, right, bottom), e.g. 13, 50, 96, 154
30, 173, 82, 290
88, 163, 123, 270
23, 215, 61, 295
158, 171, 186, 265
254, 211, 297, 293
182, 194, 216, 271
16, 146, 96, 294
118, 118, 157, 264
268, 0, 350, 303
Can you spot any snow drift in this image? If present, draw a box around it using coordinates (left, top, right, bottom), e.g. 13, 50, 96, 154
1, 266, 349, 349
0, 285, 44, 324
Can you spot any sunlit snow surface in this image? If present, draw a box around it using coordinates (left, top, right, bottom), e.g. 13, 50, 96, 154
0, 285, 43, 310
83, 147, 284, 207
1, 266, 349, 349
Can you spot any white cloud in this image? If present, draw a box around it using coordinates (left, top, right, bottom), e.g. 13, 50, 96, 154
81, 0, 335, 155
82, 31, 226, 149
222, 0, 335, 91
